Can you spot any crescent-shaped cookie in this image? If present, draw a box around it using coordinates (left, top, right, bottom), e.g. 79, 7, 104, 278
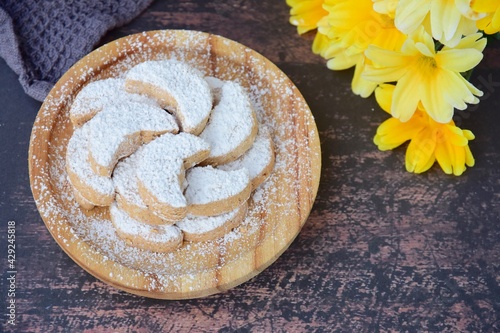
71, 185, 97, 210
69, 78, 158, 127
218, 127, 275, 190
113, 147, 167, 225
124, 59, 213, 135
136, 133, 210, 223
66, 123, 115, 207
176, 202, 248, 242
109, 203, 183, 253
87, 101, 179, 177
185, 166, 251, 217
200, 80, 258, 165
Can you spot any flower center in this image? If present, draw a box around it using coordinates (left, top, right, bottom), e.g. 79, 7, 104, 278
379, 13, 395, 28
416, 56, 438, 75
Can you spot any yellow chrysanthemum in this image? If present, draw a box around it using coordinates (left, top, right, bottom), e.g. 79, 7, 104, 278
312, 0, 406, 97
319, 0, 405, 55
374, 84, 475, 175
287, 0, 328, 34
395, 0, 480, 47
364, 28, 486, 123
472, 0, 500, 34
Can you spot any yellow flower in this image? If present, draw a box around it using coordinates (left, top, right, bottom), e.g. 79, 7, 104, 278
395, 0, 479, 47
472, 0, 500, 34
312, 0, 406, 97
374, 84, 475, 175
320, 0, 404, 55
287, 0, 328, 34
364, 28, 486, 123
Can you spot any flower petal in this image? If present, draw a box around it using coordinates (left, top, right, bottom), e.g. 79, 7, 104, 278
442, 124, 468, 146
395, 0, 431, 34
435, 70, 476, 110
435, 133, 468, 176
462, 77, 484, 98
391, 72, 422, 121
373, 0, 399, 17
405, 128, 436, 173
420, 73, 455, 123
436, 49, 484, 72
365, 45, 410, 68
312, 33, 326, 55
351, 58, 377, 97
431, 0, 461, 42
363, 64, 409, 83
376, 119, 426, 149
464, 145, 475, 167
327, 52, 358, 70
434, 140, 453, 174
375, 84, 395, 113
472, 0, 498, 13
288, 0, 328, 34
445, 32, 487, 52
415, 42, 435, 57
462, 129, 475, 140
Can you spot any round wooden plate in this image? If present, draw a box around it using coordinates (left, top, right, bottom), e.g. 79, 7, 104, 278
29, 30, 321, 299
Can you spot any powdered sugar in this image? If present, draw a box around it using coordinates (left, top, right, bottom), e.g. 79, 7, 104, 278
113, 149, 144, 208
140, 157, 186, 208
199, 80, 257, 164
218, 126, 274, 187
136, 132, 210, 208
30, 30, 319, 296
177, 202, 246, 236
205, 76, 224, 104
88, 101, 178, 176
125, 59, 212, 134
110, 203, 182, 245
65, 122, 114, 204
69, 77, 158, 126
185, 166, 250, 205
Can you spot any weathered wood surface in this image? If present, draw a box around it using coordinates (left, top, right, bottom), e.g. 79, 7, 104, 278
1, 0, 500, 332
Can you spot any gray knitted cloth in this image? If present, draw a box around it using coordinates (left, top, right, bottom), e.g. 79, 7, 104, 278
0, 0, 154, 101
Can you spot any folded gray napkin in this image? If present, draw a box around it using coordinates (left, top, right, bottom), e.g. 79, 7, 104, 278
0, 0, 154, 101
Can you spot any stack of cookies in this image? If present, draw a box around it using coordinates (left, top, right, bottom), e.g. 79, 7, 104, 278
65, 59, 275, 253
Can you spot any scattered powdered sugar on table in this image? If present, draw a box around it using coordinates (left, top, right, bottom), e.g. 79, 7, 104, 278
31, 31, 317, 292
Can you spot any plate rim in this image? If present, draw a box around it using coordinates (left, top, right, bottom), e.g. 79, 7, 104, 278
28, 29, 322, 299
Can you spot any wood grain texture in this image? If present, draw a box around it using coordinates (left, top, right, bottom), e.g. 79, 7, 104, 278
1, 0, 500, 332
29, 30, 321, 300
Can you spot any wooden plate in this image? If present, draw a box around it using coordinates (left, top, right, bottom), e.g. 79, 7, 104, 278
29, 30, 321, 299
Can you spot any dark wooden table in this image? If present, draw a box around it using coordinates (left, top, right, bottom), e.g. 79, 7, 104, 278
2, 1, 500, 332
